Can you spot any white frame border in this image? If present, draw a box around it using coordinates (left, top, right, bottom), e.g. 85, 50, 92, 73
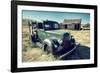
17, 5, 94, 68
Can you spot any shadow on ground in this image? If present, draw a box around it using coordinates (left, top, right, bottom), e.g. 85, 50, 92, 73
60, 45, 90, 60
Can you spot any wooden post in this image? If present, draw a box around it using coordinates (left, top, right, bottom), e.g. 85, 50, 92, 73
28, 20, 32, 46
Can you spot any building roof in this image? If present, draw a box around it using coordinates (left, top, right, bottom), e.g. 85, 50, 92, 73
63, 19, 81, 24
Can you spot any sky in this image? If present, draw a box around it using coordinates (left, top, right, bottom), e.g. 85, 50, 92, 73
22, 10, 90, 24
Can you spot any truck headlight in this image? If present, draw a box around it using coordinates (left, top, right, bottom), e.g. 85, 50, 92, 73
54, 44, 58, 48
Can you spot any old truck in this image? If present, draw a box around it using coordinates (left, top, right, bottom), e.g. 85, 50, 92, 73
31, 20, 79, 58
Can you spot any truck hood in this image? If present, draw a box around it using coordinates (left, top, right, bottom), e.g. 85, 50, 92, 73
45, 30, 68, 35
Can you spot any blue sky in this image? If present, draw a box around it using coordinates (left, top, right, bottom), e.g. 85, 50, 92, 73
22, 10, 90, 24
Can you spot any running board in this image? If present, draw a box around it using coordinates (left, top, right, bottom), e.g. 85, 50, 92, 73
59, 43, 80, 59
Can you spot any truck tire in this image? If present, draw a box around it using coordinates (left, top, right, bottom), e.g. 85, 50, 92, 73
43, 44, 51, 54
42, 39, 52, 54
51, 39, 60, 55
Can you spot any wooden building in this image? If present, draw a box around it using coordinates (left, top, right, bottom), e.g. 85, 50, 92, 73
61, 19, 81, 30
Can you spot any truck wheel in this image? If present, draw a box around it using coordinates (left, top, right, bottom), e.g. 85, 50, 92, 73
51, 39, 60, 55
44, 44, 51, 54
42, 39, 52, 54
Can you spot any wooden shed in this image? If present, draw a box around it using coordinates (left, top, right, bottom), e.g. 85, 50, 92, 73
61, 19, 81, 30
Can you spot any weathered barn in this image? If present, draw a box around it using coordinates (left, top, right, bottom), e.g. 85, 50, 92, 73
61, 19, 81, 30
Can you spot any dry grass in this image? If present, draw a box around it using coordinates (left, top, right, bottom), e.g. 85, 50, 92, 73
22, 48, 56, 62
66, 30, 90, 47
